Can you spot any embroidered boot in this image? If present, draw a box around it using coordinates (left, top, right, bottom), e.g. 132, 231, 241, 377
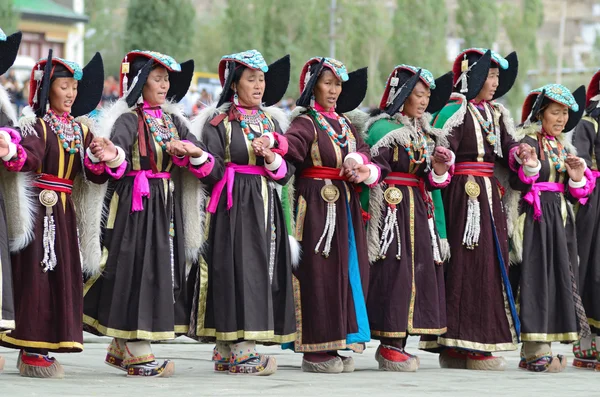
466, 351, 507, 371
375, 345, 419, 372
212, 341, 231, 373
18, 351, 64, 378
229, 341, 277, 376
572, 337, 597, 369
123, 340, 174, 378
524, 342, 566, 373
439, 348, 468, 369
105, 338, 127, 372
328, 351, 355, 373
301, 352, 343, 374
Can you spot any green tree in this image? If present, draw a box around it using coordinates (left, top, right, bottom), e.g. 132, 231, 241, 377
456, 0, 498, 48
0, 1, 19, 35
124, 0, 196, 63
388, 0, 449, 76
84, 0, 127, 77
502, 0, 544, 116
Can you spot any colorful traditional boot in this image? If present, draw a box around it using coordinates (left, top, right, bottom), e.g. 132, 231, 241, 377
375, 345, 419, 372
105, 338, 127, 372
328, 351, 355, 373
439, 348, 468, 369
526, 355, 567, 373
123, 340, 174, 378
572, 338, 597, 369
301, 352, 343, 374
212, 341, 231, 373
18, 351, 64, 378
465, 352, 506, 371
229, 341, 277, 376
518, 348, 527, 370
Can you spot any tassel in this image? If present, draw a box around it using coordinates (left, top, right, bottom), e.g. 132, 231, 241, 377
314, 202, 336, 258
268, 185, 276, 283
428, 218, 442, 263
462, 197, 480, 249
378, 205, 401, 260
168, 181, 175, 304
460, 55, 469, 94
41, 206, 57, 272
121, 56, 129, 95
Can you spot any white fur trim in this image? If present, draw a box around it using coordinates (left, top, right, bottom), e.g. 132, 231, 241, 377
364, 164, 379, 185
86, 147, 100, 163
18, 106, 38, 137
438, 93, 468, 134
262, 132, 275, 148
262, 105, 290, 133
367, 184, 384, 263
190, 102, 231, 140
190, 150, 208, 166
569, 176, 587, 188
432, 170, 449, 184
289, 235, 302, 269
265, 153, 282, 171
513, 150, 523, 165
0, 85, 17, 125
1, 171, 37, 252
343, 109, 370, 134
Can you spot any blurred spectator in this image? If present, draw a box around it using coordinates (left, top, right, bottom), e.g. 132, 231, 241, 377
181, 85, 199, 116
101, 75, 119, 106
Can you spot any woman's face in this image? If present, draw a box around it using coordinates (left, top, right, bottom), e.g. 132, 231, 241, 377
232, 68, 265, 107
474, 67, 500, 102
142, 66, 170, 106
49, 77, 78, 114
540, 101, 569, 137
313, 69, 342, 111
403, 81, 431, 119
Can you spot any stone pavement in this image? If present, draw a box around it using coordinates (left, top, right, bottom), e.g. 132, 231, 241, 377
0, 335, 597, 396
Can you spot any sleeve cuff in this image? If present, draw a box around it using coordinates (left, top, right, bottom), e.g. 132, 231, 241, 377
432, 170, 450, 184
513, 150, 523, 165
523, 160, 541, 176
1, 141, 16, 161
265, 153, 283, 171
364, 164, 379, 186
106, 146, 126, 168
190, 150, 209, 166
86, 147, 101, 163
262, 132, 275, 149
569, 176, 587, 188
344, 152, 365, 165
445, 151, 456, 166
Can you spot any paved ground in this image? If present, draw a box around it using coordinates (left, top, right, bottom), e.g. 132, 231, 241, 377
0, 335, 597, 396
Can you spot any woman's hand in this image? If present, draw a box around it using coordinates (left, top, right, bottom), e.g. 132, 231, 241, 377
90, 137, 118, 162
518, 143, 538, 168
0, 134, 10, 159
565, 154, 585, 182
431, 146, 452, 175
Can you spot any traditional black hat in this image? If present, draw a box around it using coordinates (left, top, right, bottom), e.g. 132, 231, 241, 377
216, 49, 290, 107
28, 50, 104, 117
521, 84, 585, 132
297, 57, 368, 113
0, 28, 22, 76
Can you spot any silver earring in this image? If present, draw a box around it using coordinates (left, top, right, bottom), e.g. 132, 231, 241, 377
233, 90, 240, 106
310, 95, 315, 108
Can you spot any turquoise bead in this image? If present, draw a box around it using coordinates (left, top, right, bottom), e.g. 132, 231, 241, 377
240, 121, 247, 128
156, 136, 163, 142
248, 133, 255, 140
63, 142, 69, 149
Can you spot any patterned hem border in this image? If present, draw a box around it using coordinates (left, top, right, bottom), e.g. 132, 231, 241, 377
437, 336, 517, 352
521, 332, 579, 342
83, 314, 176, 341
0, 334, 83, 351
197, 328, 296, 344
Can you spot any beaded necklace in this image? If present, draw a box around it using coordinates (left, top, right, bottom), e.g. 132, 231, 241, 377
144, 112, 177, 151
542, 134, 567, 172
44, 109, 82, 155
309, 108, 349, 148
468, 102, 498, 148
237, 109, 271, 141
404, 121, 429, 165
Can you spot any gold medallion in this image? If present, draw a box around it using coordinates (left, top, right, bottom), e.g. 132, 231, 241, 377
39, 189, 58, 207
384, 187, 403, 205
320, 184, 340, 203
465, 180, 480, 198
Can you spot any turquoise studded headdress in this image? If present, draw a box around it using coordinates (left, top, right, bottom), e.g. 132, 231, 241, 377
29, 49, 104, 117
120, 50, 194, 108
216, 49, 290, 107
296, 57, 368, 113
452, 48, 519, 101
0, 29, 22, 77
521, 83, 586, 132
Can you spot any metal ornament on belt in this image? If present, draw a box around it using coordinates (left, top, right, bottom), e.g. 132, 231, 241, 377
39, 189, 58, 272
465, 180, 481, 198
320, 184, 340, 203
39, 189, 58, 207
384, 186, 403, 205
